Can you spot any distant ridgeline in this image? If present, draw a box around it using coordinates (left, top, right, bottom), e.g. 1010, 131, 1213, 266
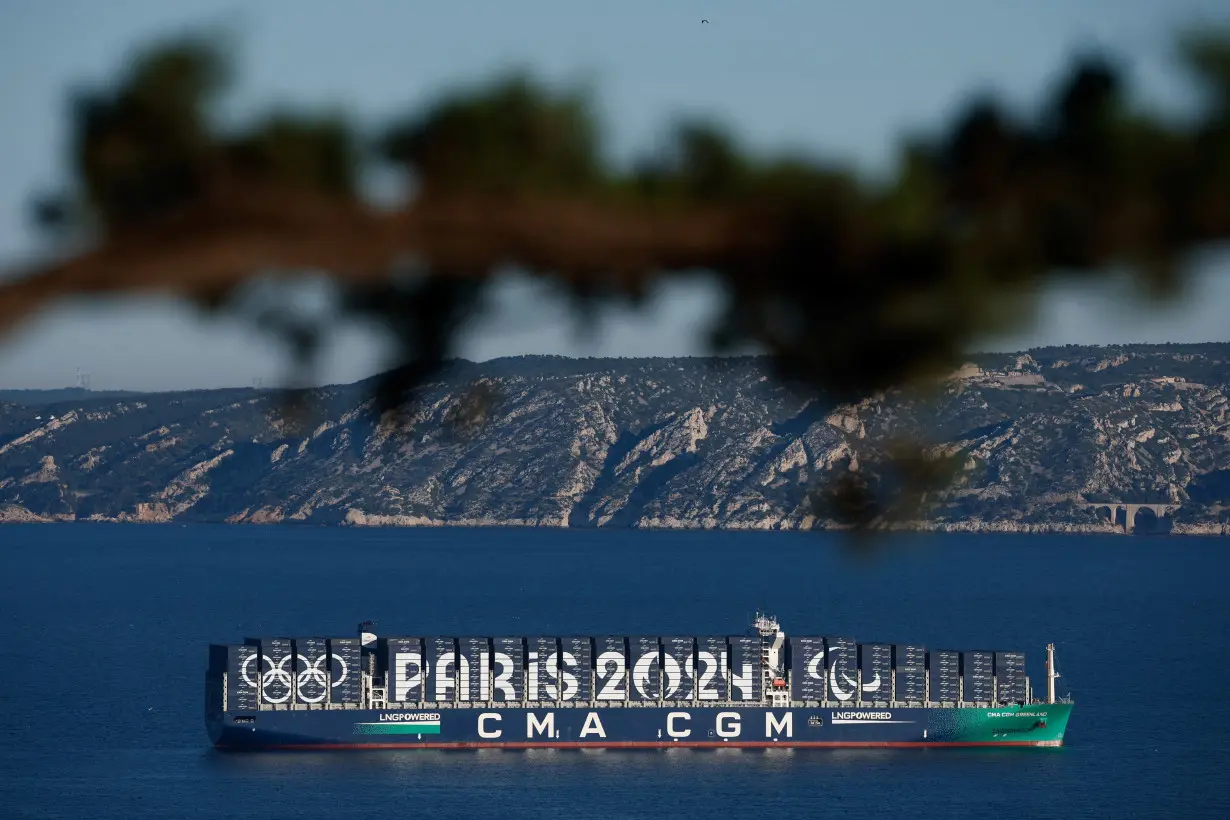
1, 344, 1228, 533
0, 387, 144, 404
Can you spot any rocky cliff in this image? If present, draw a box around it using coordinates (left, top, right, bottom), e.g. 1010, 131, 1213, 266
2, 344, 1228, 533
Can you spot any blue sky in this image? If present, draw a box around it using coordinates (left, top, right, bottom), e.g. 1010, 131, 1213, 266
1, 0, 1227, 390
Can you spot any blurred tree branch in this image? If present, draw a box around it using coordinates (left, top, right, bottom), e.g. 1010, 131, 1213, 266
3, 31, 1230, 526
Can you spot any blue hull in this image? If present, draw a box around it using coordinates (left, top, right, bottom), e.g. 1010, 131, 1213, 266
208, 705, 1066, 749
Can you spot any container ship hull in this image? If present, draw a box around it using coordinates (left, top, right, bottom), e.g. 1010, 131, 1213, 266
209, 703, 1071, 750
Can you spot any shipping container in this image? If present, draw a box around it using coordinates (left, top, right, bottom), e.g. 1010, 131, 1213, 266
327, 637, 362, 705
491, 637, 524, 702
594, 636, 628, 702
560, 637, 593, 702
661, 637, 696, 701
994, 651, 1026, 675
789, 636, 826, 702
292, 638, 330, 705
962, 650, 994, 702
995, 651, 1028, 703
223, 644, 260, 711
251, 638, 293, 705
892, 644, 927, 702
528, 637, 559, 702
824, 637, 858, 703
630, 636, 661, 701
858, 643, 893, 701
997, 674, 1028, 703
893, 643, 927, 668
695, 637, 729, 701
428, 637, 459, 703
459, 637, 490, 703
386, 637, 425, 704
728, 636, 761, 702
929, 649, 961, 703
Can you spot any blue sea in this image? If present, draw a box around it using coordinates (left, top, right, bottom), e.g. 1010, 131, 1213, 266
1, 525, 1227, 819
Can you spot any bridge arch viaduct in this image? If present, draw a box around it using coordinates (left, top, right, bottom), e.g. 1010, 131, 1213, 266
1082, 502, 1179, 533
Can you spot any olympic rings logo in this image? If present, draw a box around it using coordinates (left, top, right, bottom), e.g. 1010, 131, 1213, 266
293, 654, 332, 703
239, 652, 349, 704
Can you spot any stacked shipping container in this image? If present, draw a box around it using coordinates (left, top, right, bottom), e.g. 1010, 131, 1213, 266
428, 637, 457, 702
595, 637, 627, 702
492, 637, 524, 702
661, 637, 695, 701
327, 637, 361, 704
824, 637, 858, 703
789, 636, 825, 702
387, 637, 424, 704
460, 637, 490, 703
858, 643, 892, 702
728, 636, 761, 701
892, 644, 927, 702
225, 645, 259, 711
292, 638, 329, 705
561, 637, 593, 702
630, 637, 661, 701
222, 632, 1033, 710
929, 649, 961, 703
696, 637, 728, 701
963, 650, 994, 703
253, 638, 293, 704
995, 651, 1027, 703
529, 637, 558, 702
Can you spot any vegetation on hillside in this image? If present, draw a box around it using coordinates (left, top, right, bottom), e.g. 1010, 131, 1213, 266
2, 28, 1229, 525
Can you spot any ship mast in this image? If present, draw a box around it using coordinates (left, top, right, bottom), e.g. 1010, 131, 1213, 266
1046, 642, 1059, 704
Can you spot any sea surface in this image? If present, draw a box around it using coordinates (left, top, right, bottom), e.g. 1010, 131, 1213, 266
1, 525, 1227, 819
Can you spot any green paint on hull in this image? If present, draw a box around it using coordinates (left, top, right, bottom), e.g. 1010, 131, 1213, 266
934, 703, 1073, 745
353, 722, 442, 735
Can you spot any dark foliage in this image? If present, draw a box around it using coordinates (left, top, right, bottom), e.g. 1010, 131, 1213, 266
3, 30, 1230, 526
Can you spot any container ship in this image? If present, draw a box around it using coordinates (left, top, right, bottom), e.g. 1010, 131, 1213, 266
205, 615, 1073, 750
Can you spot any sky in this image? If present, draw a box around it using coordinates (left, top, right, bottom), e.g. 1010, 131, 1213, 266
1, 0, 1228, 391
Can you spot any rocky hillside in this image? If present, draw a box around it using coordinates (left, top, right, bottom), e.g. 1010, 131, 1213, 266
2, 345, 1229, 534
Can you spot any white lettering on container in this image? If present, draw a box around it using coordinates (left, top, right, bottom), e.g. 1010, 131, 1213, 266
433, 652, 457, 701
491, 652, 516, 700
392, 652, 423, 701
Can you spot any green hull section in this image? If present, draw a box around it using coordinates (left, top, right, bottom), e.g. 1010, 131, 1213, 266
353, 722, 442, 735
932, 702, 1073, 745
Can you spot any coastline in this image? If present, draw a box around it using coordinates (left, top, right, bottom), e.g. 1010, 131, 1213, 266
4, 350, 1229, 538
2, 502, 1225, 534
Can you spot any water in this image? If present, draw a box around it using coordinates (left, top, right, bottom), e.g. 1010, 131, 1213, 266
1, 525, 1227, 819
